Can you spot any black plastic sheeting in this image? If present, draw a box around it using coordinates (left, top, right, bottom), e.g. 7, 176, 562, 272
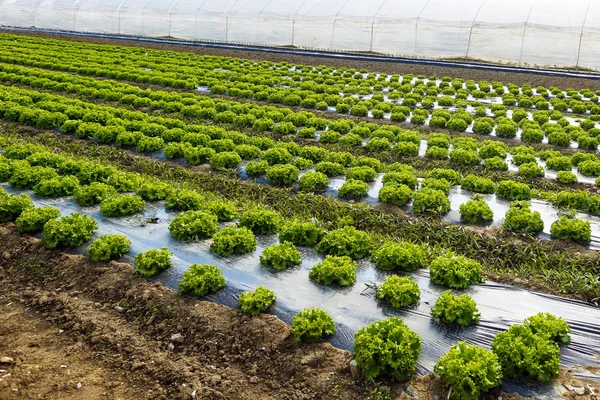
4, 184, 600, 398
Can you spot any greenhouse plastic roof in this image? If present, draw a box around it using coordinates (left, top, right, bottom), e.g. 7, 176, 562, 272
0, 0, 599, 69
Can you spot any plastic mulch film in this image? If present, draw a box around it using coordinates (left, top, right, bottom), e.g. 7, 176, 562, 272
3, 183, 599, 398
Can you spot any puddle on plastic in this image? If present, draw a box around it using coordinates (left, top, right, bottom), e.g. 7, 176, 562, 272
4, 183, 599, 392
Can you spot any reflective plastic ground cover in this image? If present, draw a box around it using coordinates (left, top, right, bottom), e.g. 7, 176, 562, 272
3, 183, 599, 398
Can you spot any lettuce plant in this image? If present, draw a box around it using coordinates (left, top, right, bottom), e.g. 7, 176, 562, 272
316, 226, 372, 259
210, 151, 242, 171
370, 241, 426, 271
43, 212, 98, 249
346, 166, 376, 182
315, 161, 345, 177
431, 291, 480, 327
178, 264, 226, 297
74, 182, 117, 206
239, 208, 283, 235
338, 179, 369, 198
298, 171, 329, 192
434, 342, 502, 400
353, 317, 421, 381
376, 275, 420, 308
459, 195, 494, 224
169, 210, 219, 241
88, 234, 131, 261
33, 175, 79, 197
136, 180, 171, 201
209, 226, 256, 256
291, 307, 336, 343
9, 165, 58, 189
412, 188, 450, 215
430, 252, 484, 289
134, 247, 172, 277
279, 220, 324, 246
0, 193, 34, 222
378, 183, 412, 207
461, 175, 495, 194
16, 206, 60, 233
259, 242, 302, 271
502, 201, 544, 234
204, 200, 238, 221
524, 312, 571, 345
100, 194, 146, 217
550, 216, 591, 242
496, 181, 531, 200
309, 255, 357, 287
266, 164, 299, 185
245, 160, 269, 176
491, 324, 560, 382
238, 286, 276, 315
165, 189, 203, 211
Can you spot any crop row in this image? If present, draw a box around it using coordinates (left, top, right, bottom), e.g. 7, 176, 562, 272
5, 133, 599, 244
0, 143, 578, 396
4, 75, 600, 228
3, 61, 598, 166
0, 62, 593, 173
2, 128, 599, 302
2, 33, 599, 113
1, 35, 600, 148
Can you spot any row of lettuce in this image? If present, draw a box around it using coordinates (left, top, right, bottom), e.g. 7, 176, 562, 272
2, 34, 599, 122
3, 33, 597, 104
1, 135, 597, 243
1, 71, 600, 197
0, 79, 598, 240
0, 76, 600, 233
1, 55, 599, 152
3, 128, 599, 300
0, 147, 575, 399
3, 60, 600, 173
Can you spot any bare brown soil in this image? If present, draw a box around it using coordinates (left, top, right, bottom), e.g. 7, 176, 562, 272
0, 297, 149, 399
3, 30, 600, 91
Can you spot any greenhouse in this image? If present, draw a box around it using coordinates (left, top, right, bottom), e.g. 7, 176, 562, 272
1, 0, 599, 69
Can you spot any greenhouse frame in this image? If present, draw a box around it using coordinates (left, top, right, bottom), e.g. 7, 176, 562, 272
0, 0, 599, 69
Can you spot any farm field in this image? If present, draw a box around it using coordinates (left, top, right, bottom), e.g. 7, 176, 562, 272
1, 31, 600, 400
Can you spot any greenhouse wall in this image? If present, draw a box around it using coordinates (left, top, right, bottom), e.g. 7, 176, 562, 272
0, 0, 599, 70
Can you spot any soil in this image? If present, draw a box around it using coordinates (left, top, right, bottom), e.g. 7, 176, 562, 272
0, 297, 149, 399
3, 29, 600, 91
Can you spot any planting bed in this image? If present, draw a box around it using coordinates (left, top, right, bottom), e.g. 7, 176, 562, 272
2, 183, 600, 374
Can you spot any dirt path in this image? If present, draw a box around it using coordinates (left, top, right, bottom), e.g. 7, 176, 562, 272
3, 30, 600, 91
0, 223, 396, 400
0, 297, 151, 399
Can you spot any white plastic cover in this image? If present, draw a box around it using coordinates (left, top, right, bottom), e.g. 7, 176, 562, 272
0, 0, 599, 70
